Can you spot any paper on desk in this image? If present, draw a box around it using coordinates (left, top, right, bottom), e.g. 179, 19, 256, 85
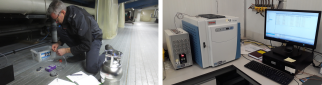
74, 75, 101, 85
66, 71, 89, 82
241, 44, 250, 54
48, 78, 76, 85
284, 57, 296, 63
244, 44, 263, 52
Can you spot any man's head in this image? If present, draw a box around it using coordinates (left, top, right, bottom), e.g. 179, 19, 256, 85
47, 0, 66, 24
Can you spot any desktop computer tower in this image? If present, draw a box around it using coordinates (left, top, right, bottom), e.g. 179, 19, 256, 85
262, 47, 313, 76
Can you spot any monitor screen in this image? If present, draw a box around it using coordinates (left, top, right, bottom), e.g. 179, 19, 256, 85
265, 10, 320, 47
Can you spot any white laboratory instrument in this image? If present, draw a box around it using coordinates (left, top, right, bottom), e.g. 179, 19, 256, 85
165, 29, 193, 69
182, 14, 241, 68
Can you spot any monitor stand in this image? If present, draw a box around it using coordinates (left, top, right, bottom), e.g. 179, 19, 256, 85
272, 44, 302, 58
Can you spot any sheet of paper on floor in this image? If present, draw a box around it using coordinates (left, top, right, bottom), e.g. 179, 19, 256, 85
48, 78, 76, 85
66, 71, 89, 82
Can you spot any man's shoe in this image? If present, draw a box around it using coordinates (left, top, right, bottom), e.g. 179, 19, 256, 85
67, 53, 86, 63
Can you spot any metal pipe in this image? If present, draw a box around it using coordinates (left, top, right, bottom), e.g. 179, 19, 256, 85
51, 20, 57, 43
0, 29, 40, 36
0, 41, 48, 57
0, 0, 96, 15
0, 24, 47, 36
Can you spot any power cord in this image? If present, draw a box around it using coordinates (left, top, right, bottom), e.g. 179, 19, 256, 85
277, 1, 283, 9
242, 54, 251, 61
173, 12, 199, 29
297, 69, 305, 75
296, 70, 322, 82
293, 78, 299, 85
260, 13, 264, 17
242, 39, 271, 49
40, 28, 49, 41
173, 13, 181, 28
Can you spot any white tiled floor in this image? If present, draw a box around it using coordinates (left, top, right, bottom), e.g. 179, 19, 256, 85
125, 22, 159, 85
102, 22, 159, 85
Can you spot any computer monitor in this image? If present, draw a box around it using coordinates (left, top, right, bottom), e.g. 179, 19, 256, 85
264, 9, 321, 49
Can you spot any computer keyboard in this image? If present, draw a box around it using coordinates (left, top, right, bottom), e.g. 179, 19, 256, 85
244, 61, 294, 85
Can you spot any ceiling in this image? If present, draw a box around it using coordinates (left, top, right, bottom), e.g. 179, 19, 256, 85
123, 0, 158, 9
61, 0, 158, 9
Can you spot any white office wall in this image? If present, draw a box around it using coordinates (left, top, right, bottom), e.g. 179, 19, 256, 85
163, 0, 244, 49
217, 0, 245, 37
246, 0, 322, 52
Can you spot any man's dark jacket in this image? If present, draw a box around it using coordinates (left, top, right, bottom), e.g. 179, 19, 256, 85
60, 5, 103, 55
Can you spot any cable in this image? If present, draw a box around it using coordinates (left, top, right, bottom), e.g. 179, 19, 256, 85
297, 70, 322, 80
268, 0, 270, 6
242, 39, 271, 49
313, 54, 322, 61
293, 78, 299, 85
297, 69, 304, 75
174, 13, 185, 28
40, 28, 49, 41
242, 54, 251, 61
173, 12, 198, 29
260, 13, 264, 17
276, 1, 282, 9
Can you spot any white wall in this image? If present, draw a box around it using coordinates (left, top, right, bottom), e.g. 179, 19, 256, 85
163, 0, 245, 49
140, 9, 156, 22
246, 0, 281, 46
246, 0, 322, 53
217, 0, 245, 37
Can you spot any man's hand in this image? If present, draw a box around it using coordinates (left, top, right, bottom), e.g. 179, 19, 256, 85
56, 48, 67, 56
52, 43, 59, 52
